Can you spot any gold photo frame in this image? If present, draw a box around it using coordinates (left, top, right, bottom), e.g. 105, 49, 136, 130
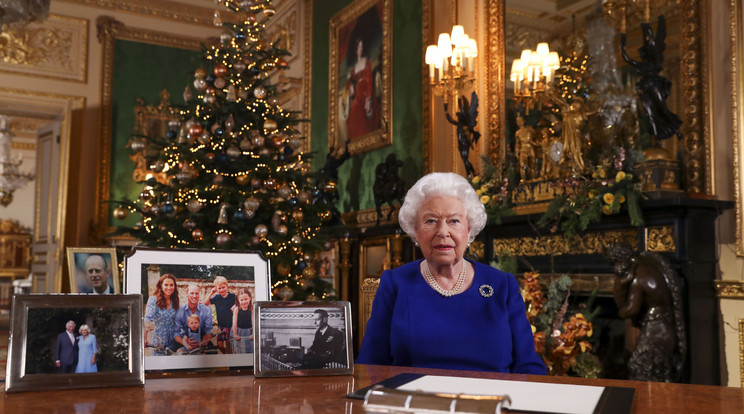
5, 294, 144, 392
66, 247, 120, 294
731, 0, 744, 256
328, 0, 393, 156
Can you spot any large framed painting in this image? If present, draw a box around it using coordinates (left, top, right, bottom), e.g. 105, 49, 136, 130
328, 0, 392, 156
94, 16, 207, 235
124, 247, 270, 371
5, 294, 144, 392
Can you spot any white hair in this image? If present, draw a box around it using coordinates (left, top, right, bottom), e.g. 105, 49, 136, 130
79, 324, 90, 333
398, 172, 486, 243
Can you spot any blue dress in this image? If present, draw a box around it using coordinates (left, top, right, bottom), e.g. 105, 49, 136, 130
357, 260, 546, 374
75, 334, 98, 373
145, 296, 177, 350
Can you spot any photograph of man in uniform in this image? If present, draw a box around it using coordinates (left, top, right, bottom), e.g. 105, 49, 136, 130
302, 309, 345, 369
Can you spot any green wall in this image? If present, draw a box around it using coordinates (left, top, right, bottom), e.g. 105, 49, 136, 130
311, 0, 423, 213
109, 39, 202, 227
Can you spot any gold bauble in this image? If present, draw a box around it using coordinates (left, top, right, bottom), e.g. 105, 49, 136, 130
113, 206, 128, 220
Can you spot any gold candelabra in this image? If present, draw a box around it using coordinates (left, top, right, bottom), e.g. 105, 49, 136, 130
509, 43, 560, 113
425, 25, 478, 99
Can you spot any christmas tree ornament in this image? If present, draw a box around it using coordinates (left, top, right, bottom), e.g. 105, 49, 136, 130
277, 58, 288, 68
264, 7, 275, 17
297, 260, 307, 270
298, 278, 313, 289
276, 225, 288, 235
213, 77, 226, 89
113, 206, 128, 220
271, 212, 281, 229
205, 152, 216, 163
198, 132, 211, 145
217, 203, 230, 225
225, 114, 235, 132
291, 235, 302, 244
234, 62, 246, 72
210, 122, 221, 134
235, 174, 250, 186
277, 285, 294, 300
233, 209, 246, 220
162, 201, 175, 216
251, 134, 265, 147
251, 177, 262, 188
226, 85, 237, 102
214, 64, 228, 77
194, 68, 207, 79
220, 32, 232, 44
263, 119, 278, 131
237, 88, 249, 99
227, 145, 241, 160
243, 196, 260, 211
188, 123, 204, 137
192, 228, 204, 241
253, 86, 267, 99
305, 294, 319, 301
216, 232, 231, 245
240, 0, 255, 9
187, 198, 203, 213
166, 129, 177, 139
193, 78, 207, 91
239, 138, 253, 151
254, 224, 269, 238
302, 266, 317, 279
277, 262, 291, 276
297, 191, 310, 203
271, 134, 285, 148
150, 205, 160, 215
183, 218, 196, 230
288, 197, 299, 207
288, 136, 303, 150
235, 31, 245, 41
268, 96, 280, 106
139, 189, 153, 201
277, 185, 292, 199
259, 147, 272, 157
245, 209, 256, 219
205, 73, 216, 85
213, 10, 222, 26
203, 94, 216, 104
249, 66, 261, 76
291, 209, 304, 222
130, 139, 145, 152
213, 174, 224, 184
263, 177, 277, 189
176, 171, 192, 183
205, 86, 216, 96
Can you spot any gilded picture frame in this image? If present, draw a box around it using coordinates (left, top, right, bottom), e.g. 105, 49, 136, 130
124, 247, 270, 371
94, 16, 206, 237
328, 0, 392, 156
5, 294, 144, 392
254, 301, 354, 377
731, 0, 744, 256
66, 247, 120, 294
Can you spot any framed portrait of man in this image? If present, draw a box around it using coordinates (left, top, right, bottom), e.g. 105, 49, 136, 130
328, 0, 392, 156
66, 247, 120, 294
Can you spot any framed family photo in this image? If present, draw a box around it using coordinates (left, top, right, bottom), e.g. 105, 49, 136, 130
328, 0, 392, 156
124, 247, 270, 371
254, 301, 353, 378
5, 294, 144, 392
66, 247, 120, 294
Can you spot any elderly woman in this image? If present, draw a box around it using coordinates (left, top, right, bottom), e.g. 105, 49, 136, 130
144, 273, 179, 355
357, 173, 546, 374
75, 324, 97, 373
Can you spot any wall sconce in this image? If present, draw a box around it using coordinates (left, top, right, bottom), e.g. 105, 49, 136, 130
509, 43, 560, 112
0, 116, 35, 206
425, 24, 478, 98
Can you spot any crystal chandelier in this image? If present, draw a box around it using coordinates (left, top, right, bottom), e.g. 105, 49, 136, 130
0, 0, 50, 32
425, 24, 478, 98
0, 116, 35, 206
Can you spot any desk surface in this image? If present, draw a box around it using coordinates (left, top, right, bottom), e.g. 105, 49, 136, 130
3, 364, 743, 413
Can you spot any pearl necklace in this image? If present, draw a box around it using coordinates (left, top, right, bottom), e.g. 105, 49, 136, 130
423, 260, 467, 297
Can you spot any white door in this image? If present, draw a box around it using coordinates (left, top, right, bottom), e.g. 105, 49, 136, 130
30, 121, 62, 293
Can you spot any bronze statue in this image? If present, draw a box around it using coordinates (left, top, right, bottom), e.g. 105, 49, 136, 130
514, 116, 538, 180
444, 92, 481, 177
604, 242, 686, 382
620, 15, 683, 142
548, 93, 598, 174
372, 153, 405, 225
315, 139, 351, 226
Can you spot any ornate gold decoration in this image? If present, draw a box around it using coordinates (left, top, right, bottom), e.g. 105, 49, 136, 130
60, 0, 216, 26
714, 280, 744, 299
328, 0, 393, 156
265, 8, 298, 59
131, 89, 174, 185
423, 0, 432, 172
94, 16, 204, 237
486, 0, 505, 165
0, 14, 87, 82
359, 276, 381, 347
493, 229, 637, 257
731, 0, 744, 256
739, 318, 744, 386
341, 206, 399, 228
645, 226, 676, 252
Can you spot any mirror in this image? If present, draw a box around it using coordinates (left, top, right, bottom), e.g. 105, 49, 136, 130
488, 0, 710, 195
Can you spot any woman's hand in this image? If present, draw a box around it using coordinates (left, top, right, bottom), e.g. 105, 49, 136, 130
91, 355, 96, 365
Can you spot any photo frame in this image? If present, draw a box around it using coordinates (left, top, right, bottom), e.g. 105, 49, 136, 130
66, 247, 120, 294
254, 301, 353, 377
5, 294, 144, 392
328, 0, 393, 156
124, 247, 270, 371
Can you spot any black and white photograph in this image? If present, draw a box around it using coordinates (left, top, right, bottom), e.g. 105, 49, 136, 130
125, 247, 270, 370
5, 294, 144, 392
254, 301, 353, 377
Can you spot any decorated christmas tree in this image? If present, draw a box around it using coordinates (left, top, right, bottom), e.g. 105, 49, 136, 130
111, 0, 335, 300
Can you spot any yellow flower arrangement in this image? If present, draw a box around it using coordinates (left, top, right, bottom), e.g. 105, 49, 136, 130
480, 195, 490, 204
472, 176, 481, 185
602, 192, 614, 204
615, 171, 626, 182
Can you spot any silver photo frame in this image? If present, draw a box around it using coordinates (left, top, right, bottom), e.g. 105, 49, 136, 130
124, 247, 270, 371
5, 294, 144, 392
254, 301, 354, 377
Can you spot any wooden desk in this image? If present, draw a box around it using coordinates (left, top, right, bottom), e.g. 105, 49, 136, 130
3, 364, 743, 413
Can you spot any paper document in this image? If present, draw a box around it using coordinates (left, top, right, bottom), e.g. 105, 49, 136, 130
398, 375, 605, 414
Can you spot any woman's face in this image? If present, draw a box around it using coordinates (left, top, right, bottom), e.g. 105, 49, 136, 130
238, 292, 252, 309
414, 196, 470, 267
356, 39, 363, 57
80, 328, 89, 336
161, 278, 176, 297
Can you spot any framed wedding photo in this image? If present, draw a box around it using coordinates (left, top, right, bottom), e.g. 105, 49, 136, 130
66, 247, 120, 294
5, 294, 144, 392
125, 247, 270, 371
328, 0, 392, 156
254, 301, 353, 378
